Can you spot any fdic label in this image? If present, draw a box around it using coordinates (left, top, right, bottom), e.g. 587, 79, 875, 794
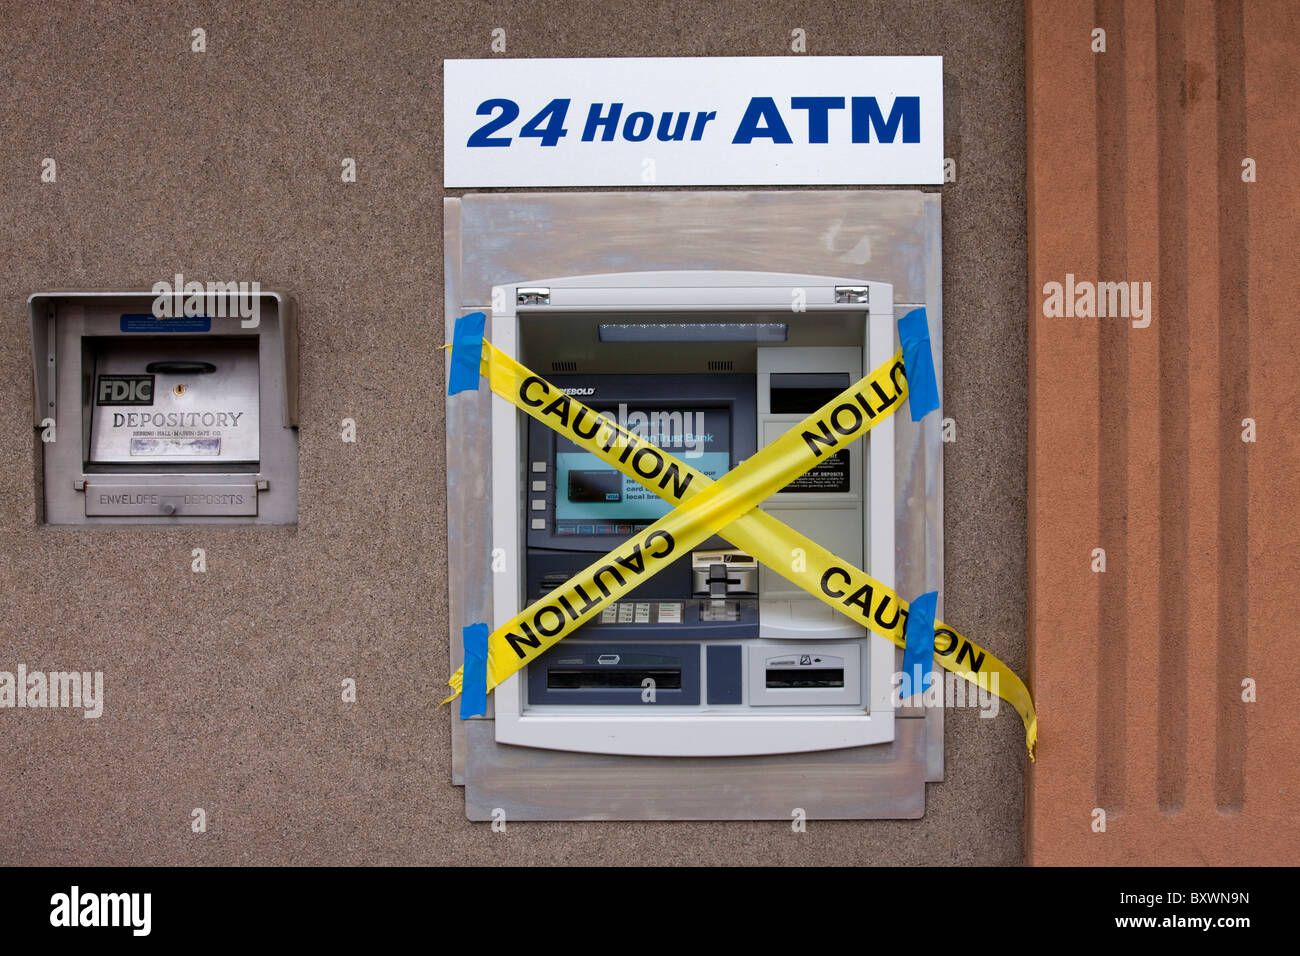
96, 375, 154, 406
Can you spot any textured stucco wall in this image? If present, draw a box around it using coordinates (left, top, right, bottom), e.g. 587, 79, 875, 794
0, 0, 1028, 864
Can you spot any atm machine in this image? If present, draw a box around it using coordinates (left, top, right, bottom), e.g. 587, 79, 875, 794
468, 270, 912, 812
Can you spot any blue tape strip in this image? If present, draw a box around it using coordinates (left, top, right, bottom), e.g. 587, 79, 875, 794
459, 622, 489, 718
900, 591, 939, 699
898, 307, 940, 422
448, 311, 486, 395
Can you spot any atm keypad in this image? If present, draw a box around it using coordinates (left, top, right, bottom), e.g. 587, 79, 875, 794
596, 601, 684, 625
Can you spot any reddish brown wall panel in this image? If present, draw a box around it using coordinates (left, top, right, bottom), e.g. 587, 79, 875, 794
1027, 0, 1300, 864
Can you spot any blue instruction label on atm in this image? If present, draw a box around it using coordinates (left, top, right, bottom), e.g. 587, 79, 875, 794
120, 314, 212, 333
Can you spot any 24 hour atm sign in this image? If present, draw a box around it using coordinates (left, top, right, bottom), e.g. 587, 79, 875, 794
443, 57, 943, 187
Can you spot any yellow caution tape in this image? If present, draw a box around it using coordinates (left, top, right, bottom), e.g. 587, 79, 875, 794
445, 341, 1037, 759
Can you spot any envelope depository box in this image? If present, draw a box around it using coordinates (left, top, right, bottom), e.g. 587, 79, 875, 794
29, 291, 299, 525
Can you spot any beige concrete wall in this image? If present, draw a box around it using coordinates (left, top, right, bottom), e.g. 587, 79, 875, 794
0, 1, 1028, 864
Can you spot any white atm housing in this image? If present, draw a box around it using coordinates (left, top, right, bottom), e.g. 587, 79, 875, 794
490, 271, 897, 758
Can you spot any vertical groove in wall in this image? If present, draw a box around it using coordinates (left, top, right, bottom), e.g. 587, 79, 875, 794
1029, 0, 1294, 864
1213, 0, 1249, 815
1155, 0, 1190, 815
1094, 0, 1128, 814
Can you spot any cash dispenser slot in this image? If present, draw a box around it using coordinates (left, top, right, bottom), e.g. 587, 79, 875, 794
548, 668, 683, 690
528, 644, 700, 705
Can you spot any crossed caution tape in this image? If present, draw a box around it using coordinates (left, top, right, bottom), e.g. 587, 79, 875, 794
443, 309, 1037, 758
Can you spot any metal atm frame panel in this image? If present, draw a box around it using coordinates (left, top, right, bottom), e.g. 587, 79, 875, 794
490, 271, 897, 758
445, 190, 943, 820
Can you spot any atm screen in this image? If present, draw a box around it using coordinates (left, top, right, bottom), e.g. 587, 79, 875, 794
554, 404, 731, 534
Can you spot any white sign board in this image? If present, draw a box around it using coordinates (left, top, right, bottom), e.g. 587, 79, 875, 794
444, 57, 943, 187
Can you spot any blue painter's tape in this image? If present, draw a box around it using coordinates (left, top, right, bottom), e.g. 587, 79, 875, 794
120, 314, 211, 333
900, 590, 938, 699
898, 307, 940, 422
448, 311, 486, 395
460, 622, 489, 718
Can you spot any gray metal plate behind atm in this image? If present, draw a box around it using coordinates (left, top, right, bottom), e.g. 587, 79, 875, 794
464, 715, 926, 821
445, 191, 946, 810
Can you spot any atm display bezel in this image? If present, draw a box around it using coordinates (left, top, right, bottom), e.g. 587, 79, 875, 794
525, 372, 757, 555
